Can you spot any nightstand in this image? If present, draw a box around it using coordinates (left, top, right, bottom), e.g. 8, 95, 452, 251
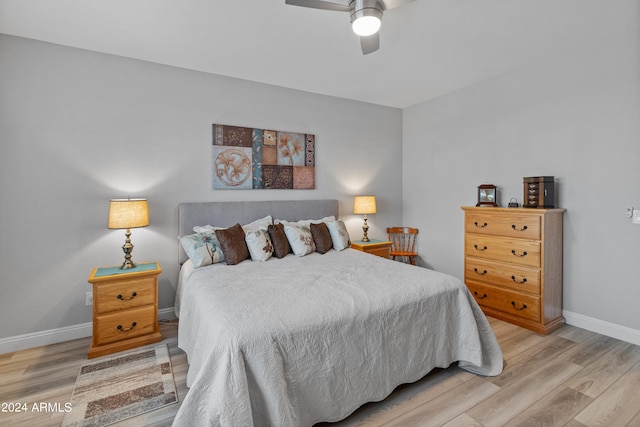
87, 262, 162, 358
350, 239, 392, 259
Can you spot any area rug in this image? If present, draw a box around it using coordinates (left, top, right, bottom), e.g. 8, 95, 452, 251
62, 344, 178, 427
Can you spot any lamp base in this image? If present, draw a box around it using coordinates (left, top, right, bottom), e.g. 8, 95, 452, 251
361, 216, 370, 242
120, 228, 137, 269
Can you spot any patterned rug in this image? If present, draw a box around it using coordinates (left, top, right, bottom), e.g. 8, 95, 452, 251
62, 344, 178, 427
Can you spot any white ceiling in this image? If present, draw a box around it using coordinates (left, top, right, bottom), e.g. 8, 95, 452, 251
0, 0, 622, 108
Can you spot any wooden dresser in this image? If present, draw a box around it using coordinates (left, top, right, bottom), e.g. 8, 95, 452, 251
87, 262, 162, 358
461, 207, 565, 334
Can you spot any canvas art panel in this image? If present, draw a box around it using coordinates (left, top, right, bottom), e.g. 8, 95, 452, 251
213, 124, 315, 190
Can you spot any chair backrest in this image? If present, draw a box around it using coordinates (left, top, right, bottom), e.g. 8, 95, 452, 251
386, 227, 419, 254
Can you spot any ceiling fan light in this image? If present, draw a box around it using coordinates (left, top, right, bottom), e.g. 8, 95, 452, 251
352, 15, 381, 36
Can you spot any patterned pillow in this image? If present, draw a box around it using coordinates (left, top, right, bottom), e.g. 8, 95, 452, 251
283, 224, 316, 256
245, 230, 274, 262
327, 220, 351, 251
268, 223, 291, 259
179, 232, 225, 268
310, 222, 333, 254
215, 223, 250, 265
275, 216, 335, 227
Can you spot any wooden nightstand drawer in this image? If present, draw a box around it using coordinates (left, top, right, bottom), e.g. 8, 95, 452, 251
94, 277, 156, 314
94, 305, 157, 346
465, 234, 541, 268
467, 281, 541, 322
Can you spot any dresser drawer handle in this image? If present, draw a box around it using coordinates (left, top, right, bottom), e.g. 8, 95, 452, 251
511, 275, 528, 284
511, 224, 528, 232
474, 245, 488, 251
474, 221, 488, 228
474, 268, 488, 275
511, 301, 528, 311
117, 322, 137, 332
474, 291, 488, 299
511, 250, 528, 257
117, 292, 138, 301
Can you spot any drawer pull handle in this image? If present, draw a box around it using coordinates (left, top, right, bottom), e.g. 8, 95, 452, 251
511, 224, 528, 232
117, 292, 138, 301
511, 250, 528, 257
474, 221, 488, 228
474, 268, 488, 275
511, 276, 528, 284
117, 322, 137, 332
474, 245, 488, 251
511, 301, 527, 311
474, 291, 488, 299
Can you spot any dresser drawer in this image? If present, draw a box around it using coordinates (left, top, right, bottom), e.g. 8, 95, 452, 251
467, 281, 541, 322
465, 235, 541, 268
465, 258, 540, 295
465, 211, 541, 240
94, 305, 157, 346
94, 277, 156, 315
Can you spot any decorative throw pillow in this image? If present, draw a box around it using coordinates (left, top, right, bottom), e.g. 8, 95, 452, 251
179, 232, 225, 268
268, 223, 291, 259
327, 220, 351, 251
215, 223, 250, 265
310, 222, 333, 254
245, 230, 274, 262
193, 224, 215, 233
275, 216, 335, 228
284, 224, 316, 256
242, 216, 273, 233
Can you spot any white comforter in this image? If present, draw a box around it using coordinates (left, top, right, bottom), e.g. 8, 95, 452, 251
174, 249, 502, 427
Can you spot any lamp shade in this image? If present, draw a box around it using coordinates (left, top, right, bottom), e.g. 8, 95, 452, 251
353, 195, 377, 215
108, 199, 149, 229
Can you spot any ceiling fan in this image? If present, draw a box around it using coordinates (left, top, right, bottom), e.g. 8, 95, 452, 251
285, 0, 415, 55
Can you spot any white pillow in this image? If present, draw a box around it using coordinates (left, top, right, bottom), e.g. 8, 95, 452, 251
179, 232, 225, 267
284, 224, 316, 256
245, 230, 274, 262
275, 216, 335, 230
242, 216, 273, 233
192, 216, 273, 234
193, 224, 215, 233
327, 220, 351, 251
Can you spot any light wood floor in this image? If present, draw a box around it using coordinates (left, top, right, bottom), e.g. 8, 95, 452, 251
1, 318, 640, 427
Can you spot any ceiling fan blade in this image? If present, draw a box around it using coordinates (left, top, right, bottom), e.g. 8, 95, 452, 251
285, 0, 350, 12
360, 33, 380, 55
380, 0, 415, 10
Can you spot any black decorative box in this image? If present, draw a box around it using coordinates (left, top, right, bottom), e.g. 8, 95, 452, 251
523, 176, 555, 208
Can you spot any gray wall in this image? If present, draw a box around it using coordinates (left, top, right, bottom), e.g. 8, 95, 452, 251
0, 35, 402, 339
403, 5, 640, 333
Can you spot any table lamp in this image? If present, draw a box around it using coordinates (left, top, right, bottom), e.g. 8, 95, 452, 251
108, 198, 149, 269
353, 195, 376, 242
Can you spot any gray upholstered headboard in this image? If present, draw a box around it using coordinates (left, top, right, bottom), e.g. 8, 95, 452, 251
178, 199, 339, 264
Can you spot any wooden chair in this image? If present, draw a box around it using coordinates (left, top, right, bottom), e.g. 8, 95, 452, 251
386, 227, 419, 265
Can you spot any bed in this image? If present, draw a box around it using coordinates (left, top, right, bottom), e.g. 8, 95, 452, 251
173, 199, 503, 427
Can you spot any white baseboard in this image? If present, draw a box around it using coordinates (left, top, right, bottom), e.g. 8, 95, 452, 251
0, 307, 176, 355
563, 310, 640, 346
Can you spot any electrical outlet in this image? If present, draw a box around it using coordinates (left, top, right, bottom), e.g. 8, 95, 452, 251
86, 291, 93, 306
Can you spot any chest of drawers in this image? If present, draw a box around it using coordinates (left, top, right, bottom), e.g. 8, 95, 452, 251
461, 207, 565, 334
87, 262, 162, 358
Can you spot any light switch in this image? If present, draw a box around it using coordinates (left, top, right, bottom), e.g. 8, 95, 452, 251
633, 209, 640, 225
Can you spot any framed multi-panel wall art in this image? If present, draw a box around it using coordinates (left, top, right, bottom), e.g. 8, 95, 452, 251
212, 124, 315, 190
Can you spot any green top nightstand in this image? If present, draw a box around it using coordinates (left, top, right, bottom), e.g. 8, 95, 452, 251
350, 239, 391, 259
